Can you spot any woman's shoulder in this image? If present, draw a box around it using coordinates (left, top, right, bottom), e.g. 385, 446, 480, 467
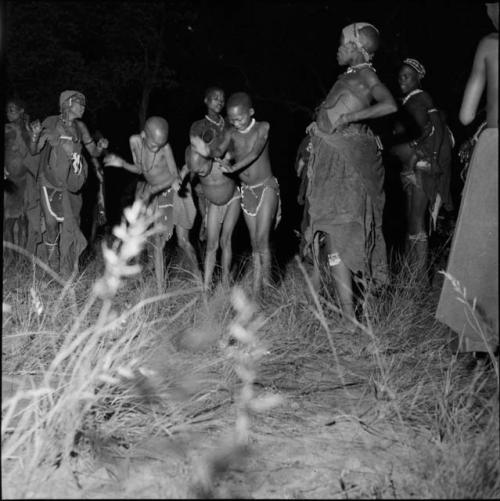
406, 90, 434, 110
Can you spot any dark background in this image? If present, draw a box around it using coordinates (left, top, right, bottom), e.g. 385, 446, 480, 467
4, 0, 494, 265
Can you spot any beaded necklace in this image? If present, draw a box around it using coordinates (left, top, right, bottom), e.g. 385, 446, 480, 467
140, 140, 159, 173
238, 118, 256, 134
401, 88, 423, 106
345, 62, 375, 74
205, 114, 224, 128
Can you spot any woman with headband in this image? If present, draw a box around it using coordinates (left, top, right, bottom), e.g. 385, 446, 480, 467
304, 22, 397, 320
390, 57, 454, 284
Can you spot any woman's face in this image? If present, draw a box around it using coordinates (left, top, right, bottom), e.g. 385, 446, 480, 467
336, 35, 357, 66
398, 65, 420, 95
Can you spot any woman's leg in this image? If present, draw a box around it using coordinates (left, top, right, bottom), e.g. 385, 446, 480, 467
325, 235, 355, 319
406, 175, 429, 282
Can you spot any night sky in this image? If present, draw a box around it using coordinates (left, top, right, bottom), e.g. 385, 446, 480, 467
4, 0, 494, 260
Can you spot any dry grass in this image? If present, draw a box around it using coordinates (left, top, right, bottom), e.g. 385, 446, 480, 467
2, 213, 499, 498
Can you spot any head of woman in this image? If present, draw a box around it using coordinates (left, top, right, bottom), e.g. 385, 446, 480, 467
6, 98, 26, 124
398, 58, 426, 95
337, 23, 380, 67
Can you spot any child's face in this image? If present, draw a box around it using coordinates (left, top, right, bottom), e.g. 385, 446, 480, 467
6, 102, 23, 123
143, 129, 167, 153
227, 104, 254, 131
398, 65, 420, 95
205, 90, 225, 114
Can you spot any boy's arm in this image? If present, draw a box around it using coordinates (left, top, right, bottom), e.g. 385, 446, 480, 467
103, 136, 142, 173
222, 123, 269, 174
148, 143, 181, 196
459, 36, 489, 126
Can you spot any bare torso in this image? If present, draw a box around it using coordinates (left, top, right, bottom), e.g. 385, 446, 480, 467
316, 70, 373, 134
230, 121, 272, 185
188, 147, 237, 205
130, 134, 177, 188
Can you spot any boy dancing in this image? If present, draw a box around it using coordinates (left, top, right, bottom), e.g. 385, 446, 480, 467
192, 92, 280, 297
104, 116, 198, 288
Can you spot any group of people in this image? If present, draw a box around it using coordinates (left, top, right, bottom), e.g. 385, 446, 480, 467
103, 89, 280, 295
4, 7, 498, 359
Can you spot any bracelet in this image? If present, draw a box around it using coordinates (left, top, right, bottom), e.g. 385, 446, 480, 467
31, 134, 40, 143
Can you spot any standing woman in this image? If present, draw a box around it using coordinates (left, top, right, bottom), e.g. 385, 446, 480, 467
305, 22, 397, 319
390, 58, 454, 282
436, 3, 498, 358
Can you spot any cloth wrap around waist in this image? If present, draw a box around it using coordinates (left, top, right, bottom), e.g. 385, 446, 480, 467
146, 184, 196, 245
305, 122, 387, 282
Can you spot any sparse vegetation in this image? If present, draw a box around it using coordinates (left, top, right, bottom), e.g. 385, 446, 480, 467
2, 203, 498, 499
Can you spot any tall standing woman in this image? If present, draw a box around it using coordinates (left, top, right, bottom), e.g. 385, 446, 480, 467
305, 22, 397, 319
436, 3, 498, 358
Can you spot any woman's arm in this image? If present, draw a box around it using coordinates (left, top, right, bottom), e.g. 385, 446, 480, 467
459, 36, 488, 126
338, 71, 397, 126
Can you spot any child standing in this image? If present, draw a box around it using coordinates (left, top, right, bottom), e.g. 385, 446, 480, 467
104, 116, 199, 288
192, 92, 280, 297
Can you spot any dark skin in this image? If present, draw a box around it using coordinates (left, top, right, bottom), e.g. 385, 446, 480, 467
4, 102, 30, 249
192, 95, 278, 296
189, 88, 226, 243
104, 117, 199, 282
460, 3, 498, 128
391, 65, 445, 239
186, 143, 240, 290
29, 96, 108, 272
304, 28, 397, 318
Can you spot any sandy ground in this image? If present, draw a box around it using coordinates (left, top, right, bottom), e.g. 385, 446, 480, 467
2, 352, 425, 499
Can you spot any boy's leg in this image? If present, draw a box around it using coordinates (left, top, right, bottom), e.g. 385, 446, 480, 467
253, 187, 279, 292
175, 225, 201, 280
153, 233, 165, 293
220, 197, 241, 287
204, 202, 223, 290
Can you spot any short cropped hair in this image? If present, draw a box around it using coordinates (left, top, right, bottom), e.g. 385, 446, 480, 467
204, 86, 224, 99
226, 92, 252, 110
